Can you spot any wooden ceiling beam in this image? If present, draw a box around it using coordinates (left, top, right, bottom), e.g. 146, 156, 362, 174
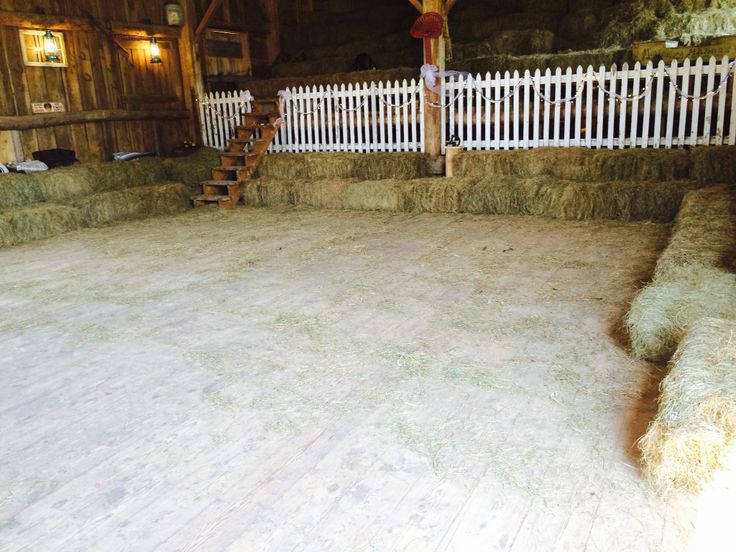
195, 0, 225, 42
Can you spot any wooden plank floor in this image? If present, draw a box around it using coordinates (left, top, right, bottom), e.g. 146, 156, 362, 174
0, 207, 699, 551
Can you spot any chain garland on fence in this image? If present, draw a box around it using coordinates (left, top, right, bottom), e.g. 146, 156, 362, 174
276, 86, 421, 116
202, 60, 735, 126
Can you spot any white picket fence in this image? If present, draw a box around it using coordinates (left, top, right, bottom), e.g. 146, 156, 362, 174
444, 56, 736, 152
198, 91, 253, 150
271, 80, 424, 153
198, 56, 735, 154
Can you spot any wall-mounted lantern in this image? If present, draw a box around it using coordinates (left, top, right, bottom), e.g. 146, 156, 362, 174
42, 30, 61, 61
150, 37, 162, 63
18, 29, 67, 67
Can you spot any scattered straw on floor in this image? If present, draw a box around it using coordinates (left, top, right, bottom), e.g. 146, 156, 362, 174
639, 317, 736, 494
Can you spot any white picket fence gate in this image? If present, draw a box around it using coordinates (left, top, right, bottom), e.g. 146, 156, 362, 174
198, 56, 735, 154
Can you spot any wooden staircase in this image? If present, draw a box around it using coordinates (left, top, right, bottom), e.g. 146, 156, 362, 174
192, 98, 281, 209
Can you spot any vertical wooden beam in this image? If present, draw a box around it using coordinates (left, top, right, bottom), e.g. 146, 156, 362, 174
422, 0, 445, 158
179, 0, 205, 142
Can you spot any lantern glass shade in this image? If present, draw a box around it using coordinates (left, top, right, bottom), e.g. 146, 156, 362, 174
150, 37, 162, 63
43, 30, 60, 61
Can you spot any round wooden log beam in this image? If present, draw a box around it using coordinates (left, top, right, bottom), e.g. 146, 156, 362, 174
0, 109, 191, 131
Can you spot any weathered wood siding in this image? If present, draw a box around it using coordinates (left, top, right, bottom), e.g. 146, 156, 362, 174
0, 1, 197, 162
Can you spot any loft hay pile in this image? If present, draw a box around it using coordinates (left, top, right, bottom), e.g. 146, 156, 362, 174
626, 186, 736, 361
639, 317, 736, 494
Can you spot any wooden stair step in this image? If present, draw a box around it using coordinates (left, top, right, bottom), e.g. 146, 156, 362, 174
236, 123, 278, 131
201, 180, 240, 187
229, 138, 265, 145
221, 152, 258, 158
192, 194, 229, 202
191, 193, 239, 210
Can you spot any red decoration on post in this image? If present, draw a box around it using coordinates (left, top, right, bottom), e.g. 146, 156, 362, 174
410, 12, 444, 65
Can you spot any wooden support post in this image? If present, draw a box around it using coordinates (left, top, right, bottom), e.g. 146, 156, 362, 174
422, 0, 445, 159
179, 0, 205, 142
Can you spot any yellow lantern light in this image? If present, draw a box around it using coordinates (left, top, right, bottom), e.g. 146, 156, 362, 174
43, 30, 60, 61
150, 37, 162, 63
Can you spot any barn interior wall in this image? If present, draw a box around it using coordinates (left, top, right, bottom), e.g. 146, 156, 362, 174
0, 1, 213, 163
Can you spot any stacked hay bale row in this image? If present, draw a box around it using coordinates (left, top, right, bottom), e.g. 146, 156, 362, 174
251, 147, 736, 223
0, 148, 219, 248
626, 186, 736, 361
624, 157, 736, 493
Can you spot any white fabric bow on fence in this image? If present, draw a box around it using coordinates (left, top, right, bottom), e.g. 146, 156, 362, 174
420, 63, 469, 94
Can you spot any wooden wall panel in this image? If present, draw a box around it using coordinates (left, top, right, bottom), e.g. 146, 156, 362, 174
0, 3, 192, 162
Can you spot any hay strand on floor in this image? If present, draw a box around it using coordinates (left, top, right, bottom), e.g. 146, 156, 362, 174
0, 204, 81, 247
639, 317, 736, 494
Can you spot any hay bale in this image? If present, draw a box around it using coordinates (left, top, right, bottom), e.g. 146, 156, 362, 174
293, 178, 353, 209
163, 148, 220, 186
72, 182, 191, 227
459, 176, 693, 221
345, 179, 405, 211
639, 317, 736, 494
690, 146, 736, 185
0, 173, 43, 209
453, 148, 690, 182
304, 154, 362, 179
0, 204, 81, 247
460, 176, 528, 214
31, 165, 100, 202
256, 154, 309, 179
246, 179, 299, 207
86, 158, 167, 194
626, 265, 736, 361
655, 186, 736, 279
400, 177, 477, 213
354, 153, 430, 180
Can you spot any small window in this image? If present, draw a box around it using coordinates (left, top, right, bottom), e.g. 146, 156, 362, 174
19, 29, 68, 67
